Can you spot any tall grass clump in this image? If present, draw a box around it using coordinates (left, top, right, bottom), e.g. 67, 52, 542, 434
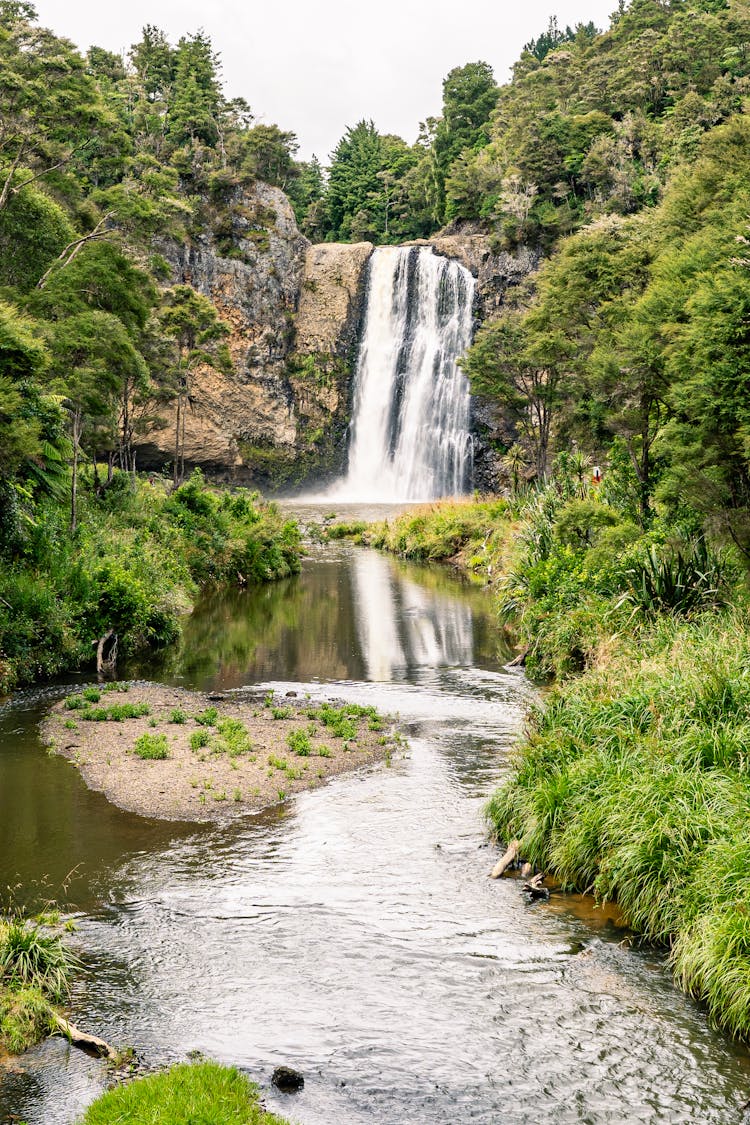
487, 609, 750, 1038
0, 914, 79, 1053
80, 1061, 290, 1125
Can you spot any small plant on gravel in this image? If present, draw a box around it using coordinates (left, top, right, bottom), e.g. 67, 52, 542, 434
286, 729, 312, 756
63, 719, 77, 730
317, 745, 332, 758
213, 718, 251, 757
82, 687, 101, 703
190, 730, 210, 751
268, 754, 287, 771
133, 733, 169, 760
271, 706, 293, 720
64, 695, 88, 711
103, 683, 129, 693
169, 708, 188, 724
194, 707, 219, 726
233, 789, 242, 802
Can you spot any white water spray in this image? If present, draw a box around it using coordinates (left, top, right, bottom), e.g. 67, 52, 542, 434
331, 246, 475, 502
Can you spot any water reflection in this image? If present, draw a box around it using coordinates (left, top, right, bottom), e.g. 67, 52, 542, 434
139, 544, 504, 691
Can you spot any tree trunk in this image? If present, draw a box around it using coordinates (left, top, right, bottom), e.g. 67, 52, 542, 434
70, 409, 81, 534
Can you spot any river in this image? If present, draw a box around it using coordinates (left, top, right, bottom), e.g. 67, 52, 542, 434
1, 520, 749, 1124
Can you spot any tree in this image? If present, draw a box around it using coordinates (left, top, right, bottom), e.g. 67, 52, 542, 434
158, 287, 230, 485
432, 62, 499, 224
462, 312, 567, 480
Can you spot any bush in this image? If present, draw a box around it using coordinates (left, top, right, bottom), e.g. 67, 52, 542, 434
133, 733, 169, 760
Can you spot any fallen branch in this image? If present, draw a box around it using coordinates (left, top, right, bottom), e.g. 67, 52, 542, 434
505, 647, 529, 669
523, 872, 550, 900
489, 838, 520, 878
53, 1015, 117, 1060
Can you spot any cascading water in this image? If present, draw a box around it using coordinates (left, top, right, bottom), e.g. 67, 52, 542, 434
332, 246, 476, 502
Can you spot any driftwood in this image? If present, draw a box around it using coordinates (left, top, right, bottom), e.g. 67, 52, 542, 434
94, 629, 118, 674
504, 647, 529, 670
523, 872, 550, 900
53, 1015, 117, 1059
489, 839, 520, 879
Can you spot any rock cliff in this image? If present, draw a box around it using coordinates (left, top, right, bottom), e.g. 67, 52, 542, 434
137, 185, 374, 491
136, 181, 533, 496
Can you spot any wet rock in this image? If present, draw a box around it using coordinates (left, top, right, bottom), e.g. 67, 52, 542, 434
272, 1065, 305, 1092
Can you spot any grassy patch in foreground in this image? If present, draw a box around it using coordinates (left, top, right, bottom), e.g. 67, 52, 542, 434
487, 609, 750, 1039
80, 1061, 290, 1125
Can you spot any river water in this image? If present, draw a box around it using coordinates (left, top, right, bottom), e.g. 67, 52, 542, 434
1, 524, 749, 1124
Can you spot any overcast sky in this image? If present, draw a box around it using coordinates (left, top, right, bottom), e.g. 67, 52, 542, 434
34, 0, 616, 162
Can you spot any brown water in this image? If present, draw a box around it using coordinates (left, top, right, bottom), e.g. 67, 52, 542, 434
1, 531, 750, 1124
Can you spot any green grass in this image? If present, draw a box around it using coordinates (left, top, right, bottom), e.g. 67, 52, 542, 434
133, 732, 169, 760
487, 609, 750, 1039
327, 499, 514, 580
80, 1061, 290, 1125
0, 916, 78, 1054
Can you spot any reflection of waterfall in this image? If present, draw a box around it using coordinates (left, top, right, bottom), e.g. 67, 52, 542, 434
332, 246, 475, 502
350, 551, 474, 681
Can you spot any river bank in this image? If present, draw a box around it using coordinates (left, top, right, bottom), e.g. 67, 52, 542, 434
0, 471, 301, 696
42, 683, 399, 822
331, 489, 750, 1041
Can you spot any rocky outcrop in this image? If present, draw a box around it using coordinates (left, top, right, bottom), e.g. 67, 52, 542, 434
407, 224, 540, 319
284, 242, 374, 488
137, 190, 375, 492
137, 182, 308, 481
295, 242, 373, 355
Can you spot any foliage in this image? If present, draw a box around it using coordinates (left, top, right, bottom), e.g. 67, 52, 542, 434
0, 472, 301, 693
486, 610, 750, 1039
80, 1061, 290, 1125
133, 732, 169, 759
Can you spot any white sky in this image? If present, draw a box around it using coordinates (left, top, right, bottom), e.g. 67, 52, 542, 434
34, 0, 616, 162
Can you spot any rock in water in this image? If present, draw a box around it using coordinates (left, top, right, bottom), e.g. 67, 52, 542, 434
272, 1065, 305, 1092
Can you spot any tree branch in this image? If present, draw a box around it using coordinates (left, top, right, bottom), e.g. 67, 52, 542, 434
37, 213, 116, 289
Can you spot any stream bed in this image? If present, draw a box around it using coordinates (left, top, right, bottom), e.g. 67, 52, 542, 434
1, 520, 749, 1124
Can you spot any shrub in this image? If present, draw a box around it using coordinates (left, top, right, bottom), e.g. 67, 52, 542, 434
133, 733, 169, 760
286, 729, 312, 756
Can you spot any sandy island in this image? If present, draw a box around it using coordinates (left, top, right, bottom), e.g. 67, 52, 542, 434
42, 683, 403, 822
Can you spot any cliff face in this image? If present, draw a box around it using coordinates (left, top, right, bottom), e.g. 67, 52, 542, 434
136, 181, 532, 496
137, 185, 374, 491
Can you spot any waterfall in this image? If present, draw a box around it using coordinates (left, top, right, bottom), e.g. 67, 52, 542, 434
332, 246, 475, 502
